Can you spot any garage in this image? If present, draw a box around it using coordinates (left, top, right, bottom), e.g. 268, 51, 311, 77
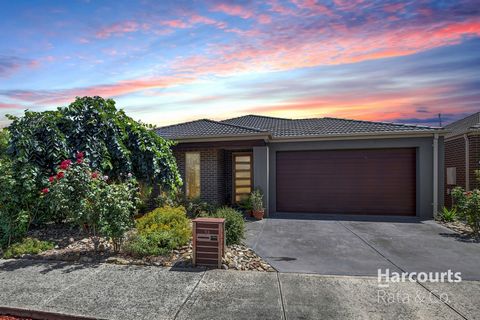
276, 148, 416, 215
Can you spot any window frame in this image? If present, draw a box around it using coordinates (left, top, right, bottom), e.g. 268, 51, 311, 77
185, 152, 201, 199
232, 152, 253, 203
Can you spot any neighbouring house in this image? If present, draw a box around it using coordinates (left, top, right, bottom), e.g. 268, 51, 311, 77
444, 112, 480, 207
156, 115, 445, 218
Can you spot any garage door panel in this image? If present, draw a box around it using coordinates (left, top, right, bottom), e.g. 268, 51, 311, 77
276, 148, 416, 216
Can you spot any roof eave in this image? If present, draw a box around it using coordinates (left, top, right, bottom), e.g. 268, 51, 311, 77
163, 133, 271, 143
445, 128, 480, 141
269, 129, 448, 142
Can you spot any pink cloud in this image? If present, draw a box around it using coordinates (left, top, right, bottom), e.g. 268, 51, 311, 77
211, 3, 253, 19
291, 0, 334, 16
258, 14, 272, 24
96, 21, 146, 39
161, 19, 189, 28
0, 102, 24, 109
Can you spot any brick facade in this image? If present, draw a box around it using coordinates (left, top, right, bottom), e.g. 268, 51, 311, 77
444, 134, 480, 206
173, 147, 228, 205
469, 135, 480, 190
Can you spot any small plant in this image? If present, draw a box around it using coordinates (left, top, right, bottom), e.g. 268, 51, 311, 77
124, 206, 191, 257
452, 187, 480, 235
439, 207, 457, 222
207, 207, 245, 245
181, 196, 216, 218
3, 238, 54, 259
248, 189, 265, 220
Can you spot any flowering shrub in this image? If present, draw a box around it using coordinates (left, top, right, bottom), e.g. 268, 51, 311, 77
45, 152, 139, 251
451, 187, 480, 235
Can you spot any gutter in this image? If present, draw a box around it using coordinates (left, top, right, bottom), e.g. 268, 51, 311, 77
269, 129, 448, 143
433, 133, 439, 217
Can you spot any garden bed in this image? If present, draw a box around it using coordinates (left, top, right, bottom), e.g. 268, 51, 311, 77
436, 219, 480, 242
7, 225, 275, 272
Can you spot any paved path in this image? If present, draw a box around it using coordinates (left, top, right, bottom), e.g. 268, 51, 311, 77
1, 259, 479, 319
245, 215, 480, 279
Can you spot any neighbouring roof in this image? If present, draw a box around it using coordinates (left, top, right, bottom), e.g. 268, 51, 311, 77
444, 112, 480, 139
156, 114, 441, 141
155, 119, 267, 140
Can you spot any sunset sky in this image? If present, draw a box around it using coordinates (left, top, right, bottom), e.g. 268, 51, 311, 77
0, 0, 479, 128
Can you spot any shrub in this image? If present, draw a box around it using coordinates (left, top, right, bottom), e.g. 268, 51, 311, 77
124, 206, 191, 257
7, 96, 181, 192
439, 206, 457, 222
0, 128, 9, 160
207, 207, 245, 245
183, 197, 217, 218
45, 152, 139, 251
0, 160, 42, 247
452, 187, 480, 235
3, 238, 54, 259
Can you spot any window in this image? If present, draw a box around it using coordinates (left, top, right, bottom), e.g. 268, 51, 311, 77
233, 153, 252, 202
185, 152, 200, 198
447, 167, 456, 185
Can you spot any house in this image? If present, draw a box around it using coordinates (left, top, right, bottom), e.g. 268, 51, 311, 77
444, 112, 480, 206
156, 115, 445, 218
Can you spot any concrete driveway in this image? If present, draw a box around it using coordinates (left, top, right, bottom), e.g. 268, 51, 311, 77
245, 214, 480, 280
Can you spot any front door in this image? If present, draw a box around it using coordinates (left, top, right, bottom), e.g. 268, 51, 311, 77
233, 153, 253, 203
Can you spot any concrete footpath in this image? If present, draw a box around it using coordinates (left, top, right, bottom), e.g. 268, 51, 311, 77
0, 259, 479, 320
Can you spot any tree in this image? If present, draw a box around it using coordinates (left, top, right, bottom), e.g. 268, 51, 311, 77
7, 96, 181, 192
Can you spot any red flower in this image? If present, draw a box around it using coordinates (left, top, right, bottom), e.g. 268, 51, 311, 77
59, 159, 72, 170
76, 158, 83, 164
91, 172, 99, 179
76, 151, 84, 160
41, 188, 49, 194
57, 171, 65, 179
48, 176, 55, 183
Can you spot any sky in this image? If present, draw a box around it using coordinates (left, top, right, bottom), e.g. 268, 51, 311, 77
0, 0, 479, 128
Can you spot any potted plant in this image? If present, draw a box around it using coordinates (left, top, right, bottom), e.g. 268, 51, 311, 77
249, 189, 264, 220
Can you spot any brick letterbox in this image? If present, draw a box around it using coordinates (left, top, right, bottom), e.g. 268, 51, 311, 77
192, 217, 225, 268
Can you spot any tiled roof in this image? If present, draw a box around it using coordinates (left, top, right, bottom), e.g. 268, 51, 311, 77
155, 119, 266, 140
222, 115, 437, 138
156, 115, 440, 141
444, 112, 480, 138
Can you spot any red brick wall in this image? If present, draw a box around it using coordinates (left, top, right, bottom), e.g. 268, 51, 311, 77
444, 134, 480, 206
469, 135, 480, 190
444, 137, 465, 207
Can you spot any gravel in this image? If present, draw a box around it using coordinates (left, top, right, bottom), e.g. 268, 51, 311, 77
13, 226, 275, 272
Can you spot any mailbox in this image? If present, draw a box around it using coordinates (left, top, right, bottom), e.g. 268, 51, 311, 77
192, 217, 225, 268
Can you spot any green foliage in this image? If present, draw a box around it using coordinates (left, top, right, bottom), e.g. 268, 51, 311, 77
248, 189, 264, 212
3, 238, 54, 259
0, 159, 43, 247
0, 128, 10, 160
7, 96, 181, 192
124, 206, 191, 257
183, 197, 217, 218
439, 206, 457, 222
100, 180, 139, 252
452, 187, 480, 235
207, 207, 245, 245
45, 153, 139, 251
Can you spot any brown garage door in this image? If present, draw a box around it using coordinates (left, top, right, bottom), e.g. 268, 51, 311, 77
276, 148, 416, 216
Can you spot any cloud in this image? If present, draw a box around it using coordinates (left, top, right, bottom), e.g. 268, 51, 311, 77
0, 102, 24, 109
95, 21, 148, 39
210, 3, 253, 19
1, 75, 195, 105
0, 56, 39, 77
